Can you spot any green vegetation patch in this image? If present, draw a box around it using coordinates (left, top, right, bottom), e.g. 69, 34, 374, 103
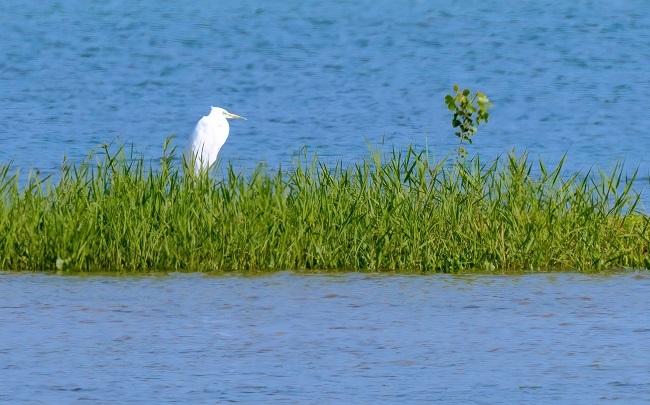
0, 139, 647, 274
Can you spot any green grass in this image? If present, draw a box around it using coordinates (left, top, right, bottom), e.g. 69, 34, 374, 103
0, 139, 648, 274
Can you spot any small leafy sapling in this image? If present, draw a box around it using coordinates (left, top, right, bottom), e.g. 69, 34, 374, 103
444, 85, 493, 159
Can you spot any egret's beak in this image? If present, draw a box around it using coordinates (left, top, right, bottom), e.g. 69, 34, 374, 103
225, 111, 247, 120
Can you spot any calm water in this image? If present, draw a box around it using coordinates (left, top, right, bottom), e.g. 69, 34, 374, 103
1, 1, 649, 195
2, 3, 650, 402
1, 272, 649, 403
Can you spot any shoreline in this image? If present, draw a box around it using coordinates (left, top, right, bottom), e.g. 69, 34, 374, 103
1, 141, 648, 274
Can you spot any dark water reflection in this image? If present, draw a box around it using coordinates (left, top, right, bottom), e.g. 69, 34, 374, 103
1, 272, 649, 403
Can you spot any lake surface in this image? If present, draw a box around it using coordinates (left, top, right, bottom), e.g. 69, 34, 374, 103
1, 1, 649, 201
2, 3, 650, 402
1, 272, 649, 403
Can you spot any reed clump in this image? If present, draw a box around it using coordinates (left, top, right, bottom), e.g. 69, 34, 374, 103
0, 140, 648, 273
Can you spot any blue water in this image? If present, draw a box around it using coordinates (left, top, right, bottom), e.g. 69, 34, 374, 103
2, 3, 650, 402
1, 272, 650, 403
1, 1, 649, 196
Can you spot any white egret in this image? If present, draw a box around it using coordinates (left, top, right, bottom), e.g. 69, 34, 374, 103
185, 106, 246, 174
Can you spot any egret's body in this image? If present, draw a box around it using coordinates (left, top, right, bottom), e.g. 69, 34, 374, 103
186, 106, 246, 173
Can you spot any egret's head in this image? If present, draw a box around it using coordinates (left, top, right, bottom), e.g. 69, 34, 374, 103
211, 106, 247, 120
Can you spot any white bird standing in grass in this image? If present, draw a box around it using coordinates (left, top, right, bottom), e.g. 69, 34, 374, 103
185, 106, 246, 174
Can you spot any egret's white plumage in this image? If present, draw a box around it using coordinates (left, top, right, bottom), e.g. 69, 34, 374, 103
185, 106, 246, 173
